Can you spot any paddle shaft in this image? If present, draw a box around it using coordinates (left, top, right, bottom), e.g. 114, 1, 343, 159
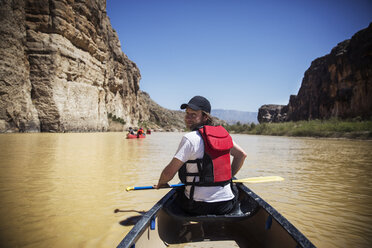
126, 184, 184, 191
126, 176, 284, 191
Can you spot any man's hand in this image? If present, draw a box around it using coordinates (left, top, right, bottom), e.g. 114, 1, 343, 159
153, 183, 170, 189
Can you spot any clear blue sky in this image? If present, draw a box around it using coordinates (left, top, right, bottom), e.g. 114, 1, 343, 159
106, 0, 371, 112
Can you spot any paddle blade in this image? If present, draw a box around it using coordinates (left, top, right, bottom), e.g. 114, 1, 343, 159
126, 186, 135, 191
126, 186, 154, 191
233, 176, 284, 184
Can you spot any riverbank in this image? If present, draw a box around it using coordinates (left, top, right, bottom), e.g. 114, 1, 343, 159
225, 119, 372, 139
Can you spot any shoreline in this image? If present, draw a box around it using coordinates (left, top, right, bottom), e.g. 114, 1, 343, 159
225, 119, 372, 140
1, 119, 372, 141
1, 130, 371, 141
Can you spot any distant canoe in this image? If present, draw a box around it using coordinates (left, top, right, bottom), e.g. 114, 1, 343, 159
146, 129, 151, 134
117, 183, 316, 248
126, 133, 146, 139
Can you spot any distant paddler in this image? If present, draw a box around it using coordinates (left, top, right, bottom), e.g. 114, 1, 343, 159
134, 127, 146, 138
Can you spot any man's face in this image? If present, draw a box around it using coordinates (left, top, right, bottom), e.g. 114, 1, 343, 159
184, 107, 207, 130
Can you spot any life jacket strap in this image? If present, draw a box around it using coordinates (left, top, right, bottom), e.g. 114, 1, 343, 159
182, 179, 232, 186
187, 159, 202, 163
189, 176, 197, 201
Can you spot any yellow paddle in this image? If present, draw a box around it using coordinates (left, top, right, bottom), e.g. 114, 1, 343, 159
126, 176, 284, 191
233, 176, 284, 184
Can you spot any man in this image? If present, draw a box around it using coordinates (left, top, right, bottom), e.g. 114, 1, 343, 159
137, 127, 144, 137
155, 96, 247, 215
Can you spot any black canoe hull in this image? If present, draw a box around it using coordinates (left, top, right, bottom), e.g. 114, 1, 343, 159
117, 183, 316, 248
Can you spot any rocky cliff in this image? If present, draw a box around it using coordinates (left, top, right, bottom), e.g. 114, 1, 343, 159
138, 91, 185, 131
258, 23, 372, 123
0, 0, 144, 132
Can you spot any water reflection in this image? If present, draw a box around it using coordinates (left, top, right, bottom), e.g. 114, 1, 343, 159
0, 133, 371, 247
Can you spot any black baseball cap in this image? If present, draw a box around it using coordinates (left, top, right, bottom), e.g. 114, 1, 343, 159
180, 96, 211, 113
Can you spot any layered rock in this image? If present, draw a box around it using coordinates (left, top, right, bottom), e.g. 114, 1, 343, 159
0, 0, 142, 132
138, 91, 185, 131
0, 0, 40, 132
258, 23, 372, 123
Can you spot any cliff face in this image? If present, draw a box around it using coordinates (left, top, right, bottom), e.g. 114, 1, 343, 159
258, 23, 372, 123
288, 23, 372, 121
0, 0, 142, 132
137, 91, 185, 131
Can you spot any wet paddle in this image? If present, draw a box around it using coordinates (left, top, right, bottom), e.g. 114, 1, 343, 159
125, 176, 284, 191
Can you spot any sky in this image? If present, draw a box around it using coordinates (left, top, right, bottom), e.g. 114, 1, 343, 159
106, 0, 372, 112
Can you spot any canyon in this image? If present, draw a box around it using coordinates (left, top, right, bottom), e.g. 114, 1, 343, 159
1, 1, 370, 132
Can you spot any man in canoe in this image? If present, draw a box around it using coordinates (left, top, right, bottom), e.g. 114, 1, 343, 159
155, 96, 247, 215
137, 127, 144, 137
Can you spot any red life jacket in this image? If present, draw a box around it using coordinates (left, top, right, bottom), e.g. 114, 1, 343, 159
178, 125, 233, 187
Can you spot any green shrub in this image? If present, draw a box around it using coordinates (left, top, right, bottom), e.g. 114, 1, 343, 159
224, 119, 372, 139
108, 113, 126, 125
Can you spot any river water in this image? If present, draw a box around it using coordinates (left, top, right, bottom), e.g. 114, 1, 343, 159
0, 132, 371, 248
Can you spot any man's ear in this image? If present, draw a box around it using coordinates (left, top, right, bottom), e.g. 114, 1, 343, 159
202, 114, 209, 123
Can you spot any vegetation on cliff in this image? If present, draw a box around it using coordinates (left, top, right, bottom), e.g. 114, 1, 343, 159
225, 119, 372, 139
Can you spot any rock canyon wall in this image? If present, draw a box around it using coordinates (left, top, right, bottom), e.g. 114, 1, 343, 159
258, 23, 372, 123
0, 0, 144, 132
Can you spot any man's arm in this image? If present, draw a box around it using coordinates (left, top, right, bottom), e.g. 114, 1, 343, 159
230, 141, 247, 176
154, 157, 184, 189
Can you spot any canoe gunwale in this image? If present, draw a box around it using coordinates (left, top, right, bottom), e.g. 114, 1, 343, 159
116, 189, 176, 248
237, 183, 316, 248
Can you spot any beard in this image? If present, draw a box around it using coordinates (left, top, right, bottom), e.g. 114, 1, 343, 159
187, 121, 205, 131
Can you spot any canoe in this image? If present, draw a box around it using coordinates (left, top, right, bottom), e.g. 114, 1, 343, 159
126, 134, 137, 139
117, 183, 316, 248
126, 133, 146, 139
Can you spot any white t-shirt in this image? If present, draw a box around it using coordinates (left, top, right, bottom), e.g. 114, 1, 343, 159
174, 131, 234, 202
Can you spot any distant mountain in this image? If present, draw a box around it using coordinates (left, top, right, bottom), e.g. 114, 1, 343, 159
211, 109, 258, 124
